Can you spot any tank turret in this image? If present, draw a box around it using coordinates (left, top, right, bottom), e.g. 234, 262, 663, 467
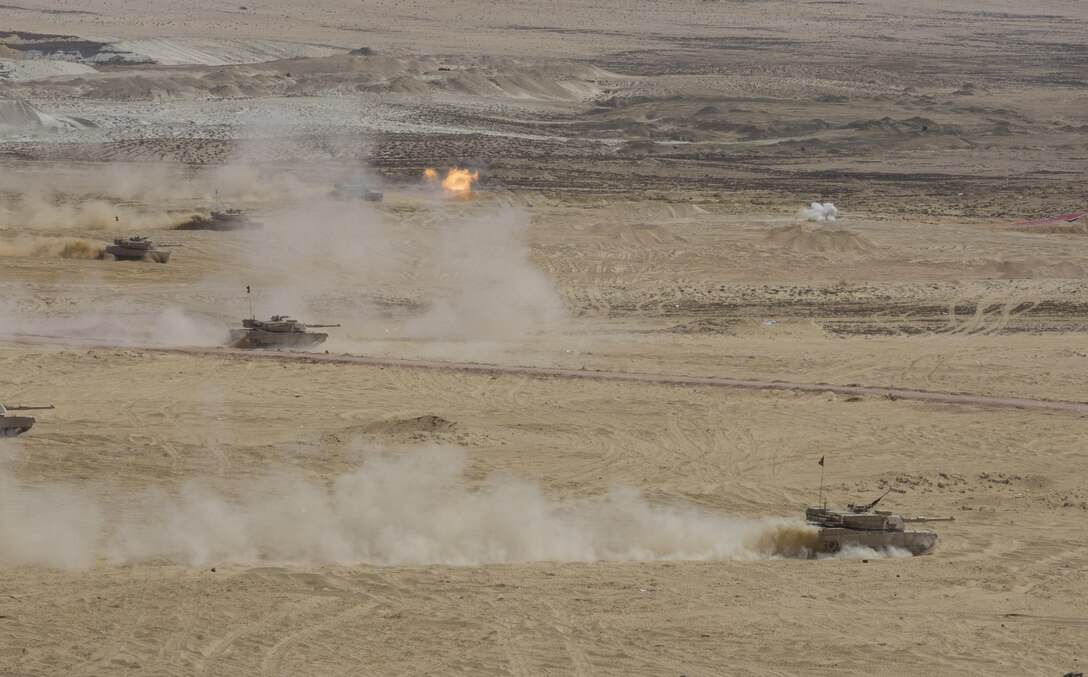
806, 491, 953, 556
0, 403, 54, 437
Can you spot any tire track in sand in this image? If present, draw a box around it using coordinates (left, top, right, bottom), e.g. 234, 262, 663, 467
6, 336, 1088, 415
154, 346, 1088, 416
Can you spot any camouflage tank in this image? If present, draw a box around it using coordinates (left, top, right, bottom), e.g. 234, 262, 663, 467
806, 491, 953, 556
0, 403, 54, 437
209, 209, 263, 230
229, 315, 339, 349
330, 182, 383, 202
105, 236, 170, 263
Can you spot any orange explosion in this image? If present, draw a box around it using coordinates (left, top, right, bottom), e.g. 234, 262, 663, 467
441, 168, 478, 192
422, 167, 479, 193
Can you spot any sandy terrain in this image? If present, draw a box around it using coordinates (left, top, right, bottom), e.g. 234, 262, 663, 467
1, 0, 1087, 674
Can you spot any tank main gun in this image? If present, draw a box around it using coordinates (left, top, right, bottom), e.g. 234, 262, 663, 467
1, 404, 55, 412
303, 323, 341, 328
902, 515, 955, 523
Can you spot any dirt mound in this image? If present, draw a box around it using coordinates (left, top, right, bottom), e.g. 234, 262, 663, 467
985, 258, 1088, 279
845, 116, 956, 135
590, 223, 686, 245
0, 58, 96, 82
0, 98, 95, 131
765, 225, 875, 254
364, 415, 457, 436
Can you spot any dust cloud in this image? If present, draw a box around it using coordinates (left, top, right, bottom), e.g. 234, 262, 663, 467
0, 443, 103, 570
1, 123, 563, 350
200, 161, 325, 204
0, 188, 194, 231
399, 210, 564, 341
0, 235, 105, 259
0, 444, 822, 568
0, 286, 226, 347
237, 168, 563, 345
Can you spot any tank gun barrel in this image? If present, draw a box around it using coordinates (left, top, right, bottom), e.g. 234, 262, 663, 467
4, 404, 55, 411
305, 323, 340, 328
902, 516, 955, 523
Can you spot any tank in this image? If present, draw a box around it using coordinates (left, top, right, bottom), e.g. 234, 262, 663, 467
198, 211, 263, 231
330, 182, 383, 202
105, 236, 170, 263
0, 403, 54, 437
176, 209, 262, 231
209, 209, 263, 229
229, 315, 340, 349
806, 491, 953, 556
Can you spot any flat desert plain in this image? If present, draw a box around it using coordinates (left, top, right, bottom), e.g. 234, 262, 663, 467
1, 0, 1086, 674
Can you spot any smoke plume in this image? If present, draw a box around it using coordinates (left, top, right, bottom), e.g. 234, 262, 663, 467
802, 201, 838, 221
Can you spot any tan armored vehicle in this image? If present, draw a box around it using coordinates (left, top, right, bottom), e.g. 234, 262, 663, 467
185, 209, 265, 231
806, 491, 953, 556
105, 236, 170, 263
0, 403, 54, 437
330, 182, 383, 202
208, 209, 263, 230
229, 315, 339, 349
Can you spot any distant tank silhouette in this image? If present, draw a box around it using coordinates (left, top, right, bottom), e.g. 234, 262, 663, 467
105, 236, 171, 263
330, 182, 383, 202
0, 403, 54, 437
177, 209, 264, 231
806, 491, 953, 556
229, 315, 339, 349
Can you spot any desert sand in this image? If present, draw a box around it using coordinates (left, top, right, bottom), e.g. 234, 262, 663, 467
1, 0, 1087, 674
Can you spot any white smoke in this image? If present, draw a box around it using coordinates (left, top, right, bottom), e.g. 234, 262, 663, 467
802, 201, 838, 221
0, 444, 823, 569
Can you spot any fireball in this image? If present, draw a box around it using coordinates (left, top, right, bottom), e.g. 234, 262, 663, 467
422, 167, 479, 193
441, 168, 478, 193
